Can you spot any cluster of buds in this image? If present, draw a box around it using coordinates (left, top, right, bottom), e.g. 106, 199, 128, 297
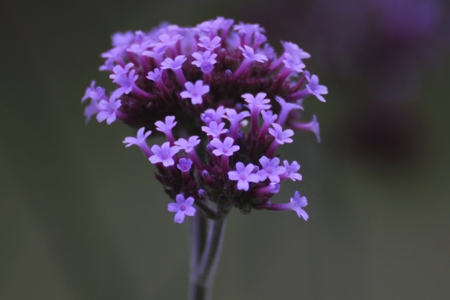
82, 17, 327, 223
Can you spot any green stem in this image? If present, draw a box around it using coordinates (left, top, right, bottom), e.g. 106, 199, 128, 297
189, 216, 227, 300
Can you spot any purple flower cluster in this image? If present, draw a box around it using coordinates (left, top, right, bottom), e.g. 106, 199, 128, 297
82, 17, 327, 223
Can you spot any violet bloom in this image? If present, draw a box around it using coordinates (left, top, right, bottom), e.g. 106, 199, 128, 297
149, 142, 180, 166
167, 194, 196, 224
282, 41, 311, 60
83, 99, 100, 124
228, 162, 260, 191
224, 108, 250, 138
175, 136, 200, 153
82, 80, 96, 102
261, 110, 278, 124
89, 86, 107, 101
268, 182, 280, 194
269, 123, 294, 144
275, 96, 303, 126
96, 97, 121, 125
127, 41, 151, 55
201, 107, 225, 125
197, 36, 222, 51
123, 127, 152, 147
111, 31, 134, 47
242, 92, 271, 113
112, 69, 138, 98
142, 45, 167, 62
257, 156, 286, 183
290, 191, 309, 220
202, 121, 227, 138
259, 44, 276, 60
157, 33, 183, 47
239, 45, 268, 63
290, 115, 321, 143
160, 55, 187, 70
191, 51, 217, 74
180, 80, 210, 105
110, 63, 134, 79
210, 137, 240, 156
155, 116, 177, 133
223, 108, 250, 125
177, 158, 193, 172
306, 74, 328, 102
283, 53, 306, 73
282, 160, 302, 181
146, 68, 162, 82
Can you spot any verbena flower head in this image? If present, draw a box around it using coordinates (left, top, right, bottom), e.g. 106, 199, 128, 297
82, 17, 327, 223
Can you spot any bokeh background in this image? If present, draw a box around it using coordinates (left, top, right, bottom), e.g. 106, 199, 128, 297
2, 0, 450, 299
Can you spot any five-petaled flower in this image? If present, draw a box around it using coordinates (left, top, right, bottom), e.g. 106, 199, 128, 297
180, 80, 210, 104
290, 191, 309, 220
149, 142, 180, 167
167, 194, 196, 223
228, 162, 260, 191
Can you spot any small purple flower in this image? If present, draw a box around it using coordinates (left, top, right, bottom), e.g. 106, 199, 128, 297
177, 158, 193, 172
239, 45, 268, 63
101, 47, 126, 71
306, 74, 328, 102
261, 110, 278, 123
234, 22, 265, 35
290, 115, 321, 143
110, 63, 134, 79
228, 162, 260, 191
127, 42, 151, 55
146, 68, 162, 82
191, 51, 217, 73
89, 86, 107, 101
175, 136, 200, 153
111, 31, 134, 47
180, 80, 210, 105
82, 80, 96, 102
257, 156, 286, 183
275, 96, 303, 125
242, 92, 271, 112
268, 182, 280, 194
283, 53, 306, 73
201, 107, 225, 125
283, 160, 302, 181
111, 68, 138, 98
149, 142, 180, 167
282, 41, 311, 60
197, 36, 222, 51
167, 194, 196, 224
258, 44, 276, 60
160, 55, 187, 70
268, 123, 294, 144
290, 191, 309, 220
142, 45, 167, 59
155, 116, 177, 133
83, 99, 100, 124
96, 97, 121, 125
210, 137, 240, 156
223, 109, 250, 124
123, 127, 152, 147
202, 121, 227, 138
157, 33, 183, 47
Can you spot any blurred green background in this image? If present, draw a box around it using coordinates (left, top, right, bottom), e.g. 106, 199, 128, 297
1, 0, 450, 299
